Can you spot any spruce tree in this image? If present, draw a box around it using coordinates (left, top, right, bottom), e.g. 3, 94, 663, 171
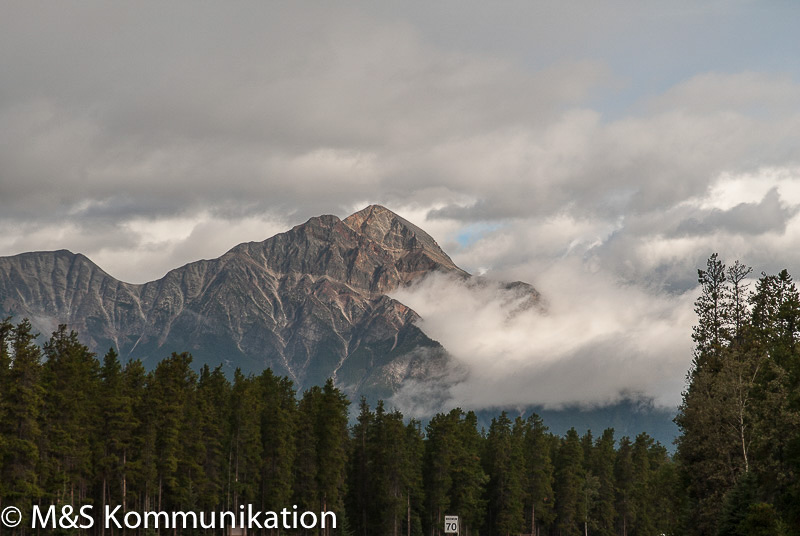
316, 378, 350, 523
258, 369, 297, 518
423, 410, 456, 536
97, 347, 138, 522
0, 318, 13, 512
347, 398, 375, 536
484, 413, 524, 536
555, 428, 585, 536
147, 352, 197, 510
521, 414, 555, 536
588, 429, 616, 536
450, 411, 487, 536
614, 436, 634, 536
1, 319, 44, 523
40, 325, 100, 505
676, 255, 757, 534
196, 364, 231, 510
229, 369, 263, 508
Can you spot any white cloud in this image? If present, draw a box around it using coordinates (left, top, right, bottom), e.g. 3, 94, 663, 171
390, 268, 695, 411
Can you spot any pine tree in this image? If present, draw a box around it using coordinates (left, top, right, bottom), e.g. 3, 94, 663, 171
121, 358, 152, 513
648, 442, 682, 535
555, 428, 585, 536
629, 433, 656, 536
196, 364, 231, 510
229, 369, 263, 508
0, 318, 13, 514
97, 347, 138, 527
521, 414, 554, 536
405, 419, 426, 536
347, 398, 375, 536
369, 404, 417, 536
147, 352, 197, 511
692, 253, 730, 371
614, 436, 633, 536
0, 319, 45, 523
294, 379, 349, 536
316, 378, 350, 523
587, 429, 616, 536
676, 255, 758, 534
484, 413, 525, 536
294, 385, 321, 513
40, 325, 100, 506
258, 369, 297, 519
450, 411, 487, 536
423, 410, 457, 536
175, 365, 205, 511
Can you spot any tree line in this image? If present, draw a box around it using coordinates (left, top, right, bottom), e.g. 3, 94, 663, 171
675, 255, 800, 535
0, 318, 679, 536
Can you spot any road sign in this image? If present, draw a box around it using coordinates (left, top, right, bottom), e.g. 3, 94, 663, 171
444, 515, 458, 534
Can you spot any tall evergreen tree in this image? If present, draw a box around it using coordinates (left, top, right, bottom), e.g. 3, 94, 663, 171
450, 411, 487, 536
587, 429, 616, 536
369, 404, 419, 536
676, 256, 757, 534
121, 358, 153, 513
96, 346, 138, 531
40, 325, 100, 505
521, 414, 555, 536
614, 436, 634, 536
316, 378, 350, 533
555, 428, 585, 536
423, 410, 457, 536
0, 319, 44, 524
147, 352, 197, 511
196, 364, 231, 511
348, 398, 375, 536
484, 413, 524, 536
229, 369, 263, 508
258, 369, 297, 520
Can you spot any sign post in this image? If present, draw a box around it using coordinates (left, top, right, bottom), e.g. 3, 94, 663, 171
444, 515, 459, 534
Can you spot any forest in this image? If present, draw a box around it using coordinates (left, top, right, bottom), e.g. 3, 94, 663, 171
0, 255, 798, 535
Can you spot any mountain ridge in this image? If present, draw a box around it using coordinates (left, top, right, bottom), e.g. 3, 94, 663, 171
0, 205, 496, 400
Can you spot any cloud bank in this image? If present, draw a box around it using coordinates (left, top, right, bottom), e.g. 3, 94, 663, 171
390, 269, 695, 412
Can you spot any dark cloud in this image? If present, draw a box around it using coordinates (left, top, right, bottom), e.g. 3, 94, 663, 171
674, 188, 798, 237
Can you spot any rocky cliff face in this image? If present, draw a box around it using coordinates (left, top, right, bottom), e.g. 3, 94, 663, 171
0, 205, 506, 400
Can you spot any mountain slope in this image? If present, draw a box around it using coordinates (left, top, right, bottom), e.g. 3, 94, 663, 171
0, 205, 478, 400
0, 206, 681, 445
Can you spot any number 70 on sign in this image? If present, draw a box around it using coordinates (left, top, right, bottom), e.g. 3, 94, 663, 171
444, 515, 458, 534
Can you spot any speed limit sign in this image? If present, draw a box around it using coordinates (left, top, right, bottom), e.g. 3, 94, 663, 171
444, 515, 458, 534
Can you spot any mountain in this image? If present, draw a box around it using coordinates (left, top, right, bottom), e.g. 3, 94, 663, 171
0, 205, 493, 400
0, 205, 682, 445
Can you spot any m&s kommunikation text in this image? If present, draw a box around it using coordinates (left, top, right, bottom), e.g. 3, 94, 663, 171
25, 503, 336, 530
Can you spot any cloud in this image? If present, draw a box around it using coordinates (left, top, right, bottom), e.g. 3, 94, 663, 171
673, 188, 798, 237
0, 212, 289, 283
390, 269, 695, 411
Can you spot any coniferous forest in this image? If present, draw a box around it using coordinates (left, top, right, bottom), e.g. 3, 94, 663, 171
0, 256, 799, 535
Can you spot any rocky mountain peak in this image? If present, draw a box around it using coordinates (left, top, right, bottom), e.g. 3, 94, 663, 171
343, 204, 463, 274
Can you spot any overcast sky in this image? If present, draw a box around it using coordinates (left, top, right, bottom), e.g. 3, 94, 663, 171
2, 1, 800, 410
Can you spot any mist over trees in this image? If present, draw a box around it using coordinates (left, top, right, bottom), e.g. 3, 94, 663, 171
0, 255, 799, 534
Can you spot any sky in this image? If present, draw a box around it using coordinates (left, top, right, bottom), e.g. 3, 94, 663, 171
2, 1, 800, 411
